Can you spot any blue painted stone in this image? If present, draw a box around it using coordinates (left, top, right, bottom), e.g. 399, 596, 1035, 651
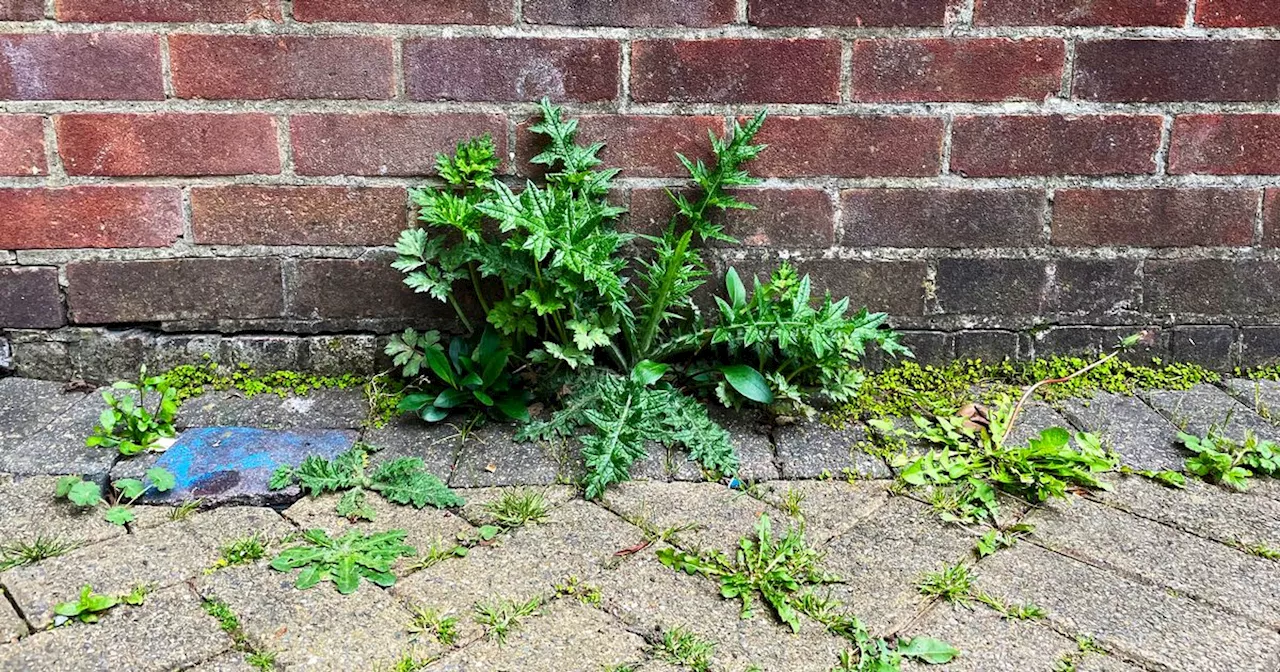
141, 427, 356, 504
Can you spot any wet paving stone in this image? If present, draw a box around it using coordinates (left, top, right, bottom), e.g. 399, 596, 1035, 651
1221, 378, 1280, 422
0, 392, 119, 482
753, 479, 892, 545
977, 543, 1280, 672
600, 480, 778, 555
361, 417, 461, 479
426, 599, 647, 672
449, 424, 567, 488
0, 378, 86, 447
1003, 401, 1074, 447
391, 500, 644, 644
1090, 474, 1280, 551
1027, 495, 1280, 628
774, 422, 891, 479
0, 585, 231, 672
199, 564, 419, 672
0, 473, 127, 548
819, 496, 980, 636
1061, 392, 1186, 471
598, 544, 847, 672
1143, 384, 1276, 442
178, 388, 368, 430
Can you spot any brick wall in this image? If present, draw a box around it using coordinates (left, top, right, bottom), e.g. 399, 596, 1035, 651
3, 0, 1280, 378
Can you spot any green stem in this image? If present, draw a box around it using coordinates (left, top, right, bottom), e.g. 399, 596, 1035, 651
447, 296, 474, 334
636, 230, 693, 359
467, 263, 490, 314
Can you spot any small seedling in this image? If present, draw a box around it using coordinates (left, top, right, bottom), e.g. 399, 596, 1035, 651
409, 537, 470, 572
0, 534, 78, 571
1234, 540, 1280, 561
86, 365, 179, 456
408, 606, 459, 646
554, 575, 601, 606
483, 489, 550, 528
658, 627, 715, 672
53, 583, 147, 626
975, 524, 1034, 559
917, 563, 973, 604
169, 498, 202, 521
779, 487, 806, 518
270, 528, 417, 594
1180, 429, 1280, 491
55, 467, 176, 526
271, 442, 463, 520
244, 651, 277, 672
473, 595, 541, 645
207, 533, 268, 572
973, 591, 1045, 621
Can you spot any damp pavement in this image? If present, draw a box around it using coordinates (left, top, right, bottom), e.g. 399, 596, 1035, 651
1, 376, 1280, 671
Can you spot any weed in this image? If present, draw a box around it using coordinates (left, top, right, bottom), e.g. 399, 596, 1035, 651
408, 606, 459, 646
409, 537, 469, 572
390, 328, 530, 423
271, 442, 463, 519
484, 489, 550, 528
168, 498, 202, 521
204, 597, 278, 669
244, 650, 277, 671
55, 467, 176, 526
799, 591, 957, 670
208, 533, 268, 572
53, 584, 137, 625
473, 595, 541, 645
779, 487, 807, 518
0, 534, 78, 571
1120, 466, 1186, 489
554, 575, 602, 606
658, 627, 715, 672
270, 529, 417, 594
973, 591, 1046, 621
917, 563, 974, 604
86, 366, 178, 456
974, 524, 1033, 559
1181, 429, 1280, 490
1234, 540, 1280, 560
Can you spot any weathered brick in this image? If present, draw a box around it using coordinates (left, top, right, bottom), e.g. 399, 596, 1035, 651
290, 258, 446, 321
1197, 0, 1280, 26
1054, 259, 1141, 314
951, 115, 1161, 177
852, 39, 1065, 102
840, 189, 1046, 247
191, 186, 407, 246
975, 0, 1186, 26
0, 33, 163, 100
527, 0, 734, 26
56, 0, 281, 22
1170, 115, 1280, 175
1242, 327, 1280, 367
0, 267, 62, 329
1146, 260, 1280, 316
1171, 325, 1237, 369
56, 113, 280, 177
0, 187, 181, 249
1052, 188, 1256, 247
794, 259, 927, 316
749, 0, 948, 26
516, 115, 724, 178
405, 38, 619, 102
66, 259, 284, 323
1, 0, 44, 20
629, 188, 835, 247
632, 39, 841, 103
169, 35, 393, 100
751, 115, 943, 178
937, 258, 1048, 315
293, 0, 512, 23
1267, 189, 1280, 247
0, 115, 46, 176
1074, 40, 1280, 102
954, 329, 1020, 361
291, 113, 507, 176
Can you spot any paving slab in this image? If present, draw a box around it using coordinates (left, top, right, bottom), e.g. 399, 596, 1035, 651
0, 585, 232, 672
600, 480, 779, 556
190, 651, 260, 672
0, 521, 217, 628
283, 492, 473, 573
977, 543, 1280, 672
753, 479, 892, 545
774, 422, 891, 479
1004, 401, 1075, 448
0, 597, 26, 644
900, 602, 1078, 672
199, 563, 419, 672
426, 599, 647, 672
668, 407, 780, 482
1027, 495, 1280, 628
1061, 392, 1186, 471
0, 378, 85, 448
598, 544, 847, 672
453, 485, 577, 527
391, 500, 643, 644
449, 424, 567, 488
1221, 378, 1280, 422
0, 392, 119, 482
0, 474, 126, 548
362, 416, 461, 479
178, 388, 367, 430
819, 496, 980, 636
1143, 384, 1276, 443
112, 426, 357, 506
1090, 474, 1280, 550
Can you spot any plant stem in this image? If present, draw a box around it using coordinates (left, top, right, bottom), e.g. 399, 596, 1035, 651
448, 296, 474, 334
1000, 350, 1119, 445
636, 230, 693, 360
467, 263, 490, 314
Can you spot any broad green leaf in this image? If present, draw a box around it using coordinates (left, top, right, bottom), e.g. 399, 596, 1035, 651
899, 636, 960, 664
433, 389, 469, 409
55, 475, 81, 498
68, 481, 102, 507
112, 479, 146, 500
397, 394, 434, 413
724, 267, 747, 308
103, 506, 135, 525
630, 360, 669, 387
719, 365, 773, 404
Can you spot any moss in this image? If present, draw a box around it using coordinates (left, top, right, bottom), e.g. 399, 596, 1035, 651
826, 357, 1220, 425
162, 360, 365, 402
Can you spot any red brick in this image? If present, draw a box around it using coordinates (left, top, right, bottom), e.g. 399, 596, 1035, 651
951, 115, 1162, 177
191, 186, 407, 246
169, 35, 393, 100
749, 0, 949, 26
527, 0, 734, 26
56, 113, 280, 177
1052, 188, 1256, 247
0, 267, 63, 329
66, 258, 284, 324
632, 39, 841, 104
1, 0, 43, 20
56, 0, 281, 22
852, 39, 1065, 102
1074, 40, 1280, 102
291, 113, 507, 177
1146, 259, 1280, 316
0, 33, 163, 101
1197, 0, 1280, 26
1263, 189, 1280, 247
1170, 115, 1280, 175
841, 189, 1046, 247
0, 115, 46, 176
751, 116, 943, 178
293, 0, 512, 23
974, 0, 1186, 26
405, 38, 619, 103
629, 188, 835, 247
0, 187, 181, 249
516, 115, 725, 178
